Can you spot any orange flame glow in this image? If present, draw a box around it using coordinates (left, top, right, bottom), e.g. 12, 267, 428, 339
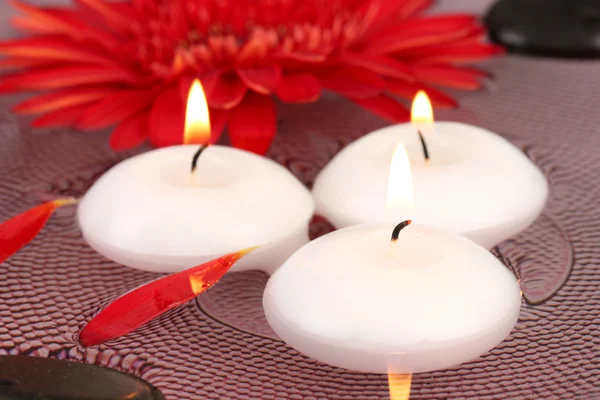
386, 143, 414, 216
388, 371, 412, 400
184, 79, 211, 145
411, 90, 433, 124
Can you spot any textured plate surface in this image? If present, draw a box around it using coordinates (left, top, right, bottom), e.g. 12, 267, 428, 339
0, 2, 598, 399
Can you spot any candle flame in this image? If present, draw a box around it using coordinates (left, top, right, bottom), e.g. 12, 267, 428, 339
388, 370, 412, 400
411, 91, 433, 124
184, 79, 211, 145
386, 143, 414, 217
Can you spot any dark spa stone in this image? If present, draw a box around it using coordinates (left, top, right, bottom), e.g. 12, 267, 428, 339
0, 355, 165, 400
485, 0, 600, 57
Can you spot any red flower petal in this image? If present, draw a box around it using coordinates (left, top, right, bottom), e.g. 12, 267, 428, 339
365, 15, 480, 54
75, 0, 133, 32
207, 72, 248, 110
237, 65, 282, 95
78, 248, 254, 347
237, 35, 269, 64
76, 88, 155, 130
32, 103, 91, 128
228, 92, 276, 154
9, 1, 116, 47
397, 0, 435, 18
341, 53, 414, 81
350, 94, 410, 122
0, 65, 140, 94
149, 86, 184, 147
386, 79, 458, 109
318, 66, 385, 98
0, 198, 76, 264
276, 73, 321, 103
109, 112, 149, 150
0, 36, 112, 65
10, 0, 85, 38
12, 87, 112, 114
411, 65, 490, 90
0, 57, 47, 69
403, 43, 504, 64
209, 108, 228, 144
178, 74, 197, 102
360, 0, 433, 39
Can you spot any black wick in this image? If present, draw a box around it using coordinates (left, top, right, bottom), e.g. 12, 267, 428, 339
190, 144, 208, 174
417, 130, 430, 161
391, 220, 412, 242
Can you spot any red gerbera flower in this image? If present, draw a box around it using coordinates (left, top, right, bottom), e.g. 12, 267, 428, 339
0, 0, 502, 154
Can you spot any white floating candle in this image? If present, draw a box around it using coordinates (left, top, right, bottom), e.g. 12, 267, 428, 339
263, 222, 522, 373
78, 81, 314, 274
264, 144, 521, 373
312, 92, 548, 248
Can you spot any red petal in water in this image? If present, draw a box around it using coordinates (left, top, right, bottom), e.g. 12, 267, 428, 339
350, 94, 410, 122
318, 66, 385, 98
149, 86, 184, 147
78, 248, 255, 347
237, 65, 282, 95
0, 198, 77, 264
276, 73, 321, 103
227, 92, 276, 154
109, 112, 149, 150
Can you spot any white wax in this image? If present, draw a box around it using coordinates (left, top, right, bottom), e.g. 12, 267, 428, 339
78, 145, 315, 274
312, 122, 548, 248
263, 223, 521, 373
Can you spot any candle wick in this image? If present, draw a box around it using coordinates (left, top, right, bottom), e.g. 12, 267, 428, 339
391, 220, 412, 242
191, 144, 209, 174
417, 131, 429, 161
